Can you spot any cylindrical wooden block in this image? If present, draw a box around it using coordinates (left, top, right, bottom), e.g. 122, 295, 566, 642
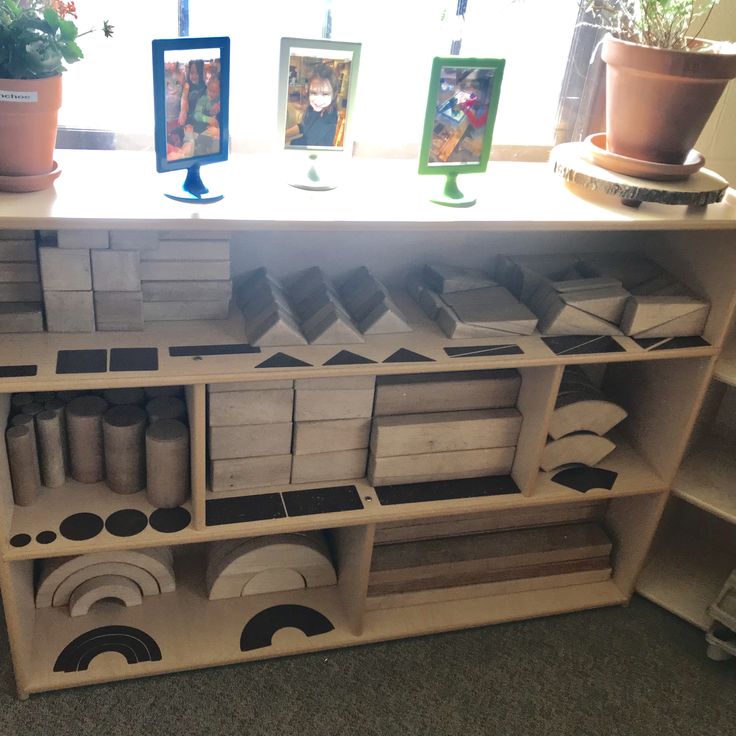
10, 413, 41, 484
56, 390, 85, 402
6, 425, 40, 506
103, 388, 145, 406
33, 391, 57, 403
36, 410, 66, 488
146, 419, 190, 508
10, 392, 34, 413
66, 396, 109, 483
23, 402, 44, 418
103, 405, 147, 494
144, 385, 183, 399
43, 398, 70, 472
146, 397, 187, 425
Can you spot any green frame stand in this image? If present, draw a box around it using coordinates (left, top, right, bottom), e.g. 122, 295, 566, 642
431, 173, 476, 208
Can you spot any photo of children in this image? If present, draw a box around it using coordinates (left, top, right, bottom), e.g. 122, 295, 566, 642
429, 67, 495, 165
283, 51, 353, 149
164, 49, 222, 162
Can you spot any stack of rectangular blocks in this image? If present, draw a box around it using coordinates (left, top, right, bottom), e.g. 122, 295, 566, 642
292, 376, 375, 483
0, 230, 42, 333
209, 381, 295, 493
141, 232, 231, 321
368, 369, 523, 486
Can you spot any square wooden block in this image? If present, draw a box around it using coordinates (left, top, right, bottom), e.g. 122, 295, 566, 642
209, 388, 294, 426
141, 240, 230, 261
109, 230, 160, 250
94, 291, 144, 331
39, 248, 91, 291
0, 239, 37, 262
91, 250, 141, 292
209, 422, 293, 460
44, 290, 95, 333
0, 302, 43, 333
294, 388, 375, 421
293, 418, 372, 455
0, 261, 40, 284
208, 380, 293, 393
57, 230, 110, 249
140, 260, 230, 281
210, 455, 292, 492
0, 282, 42, 303
291, 449, 368, 484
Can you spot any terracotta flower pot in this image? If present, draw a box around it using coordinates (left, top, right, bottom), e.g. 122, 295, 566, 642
602, 36, 736, 165
0, 75, 62, 177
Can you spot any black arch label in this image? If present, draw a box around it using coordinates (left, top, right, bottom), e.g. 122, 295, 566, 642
240, 605, 334, 651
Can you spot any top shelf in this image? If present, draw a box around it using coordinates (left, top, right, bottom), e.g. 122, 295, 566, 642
0, 150, 735, 233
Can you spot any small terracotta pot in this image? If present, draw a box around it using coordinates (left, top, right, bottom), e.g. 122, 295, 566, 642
602, 36, 736, 165
0, 75, 62, 177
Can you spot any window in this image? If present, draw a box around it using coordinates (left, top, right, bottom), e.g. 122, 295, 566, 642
58, 1, 581, 156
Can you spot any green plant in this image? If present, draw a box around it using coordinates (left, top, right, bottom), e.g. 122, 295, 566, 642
0, 0, 113, 79
584, 0, 720, 49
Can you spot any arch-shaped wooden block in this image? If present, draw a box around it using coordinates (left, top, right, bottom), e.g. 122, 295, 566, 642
36, 547, 175, 608
69, 575, 143, 617
241, 569, 307, 596
52, 562, 161, 607
541, 433, 616, 472
549, 398, 627, 440
206, 533, 336, 601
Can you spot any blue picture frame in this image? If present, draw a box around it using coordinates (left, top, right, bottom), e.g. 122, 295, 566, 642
151, 36, 230, 175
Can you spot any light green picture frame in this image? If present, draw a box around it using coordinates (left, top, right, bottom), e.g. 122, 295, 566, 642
418, 57, 505, 204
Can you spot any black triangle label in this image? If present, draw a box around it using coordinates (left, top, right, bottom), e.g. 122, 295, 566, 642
323, 350, 376, 366
383, 348, 434, 363
256, 353, 312, 369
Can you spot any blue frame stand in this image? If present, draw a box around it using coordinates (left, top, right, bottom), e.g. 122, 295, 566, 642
165, 164, 224, 204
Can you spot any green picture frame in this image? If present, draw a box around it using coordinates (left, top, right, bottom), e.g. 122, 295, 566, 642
418, 57, 505, 206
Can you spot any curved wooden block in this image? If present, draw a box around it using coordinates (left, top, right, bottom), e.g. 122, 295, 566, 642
36, 547, 175, 608
549, 398, 628, 440
207, 533, 336, 600
241, 569, 307, 596
52, 562, 160, 607
69, 575, 143, 617
541, 433, 616, 472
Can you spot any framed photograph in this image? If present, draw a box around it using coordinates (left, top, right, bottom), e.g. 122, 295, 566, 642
152, 37, 230, 173
418, 57, 505, 176
278, 38, 361, 152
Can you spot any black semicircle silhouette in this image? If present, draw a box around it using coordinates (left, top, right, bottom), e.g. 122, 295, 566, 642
76, 643, 141, 671
240, 604, 334, 651
54, 626, 162, 673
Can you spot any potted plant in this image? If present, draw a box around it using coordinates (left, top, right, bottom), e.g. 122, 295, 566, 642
585, 0, 736, 165
0, 0, 112, 189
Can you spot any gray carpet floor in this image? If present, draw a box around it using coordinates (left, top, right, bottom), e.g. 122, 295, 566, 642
0, 595, 732, 736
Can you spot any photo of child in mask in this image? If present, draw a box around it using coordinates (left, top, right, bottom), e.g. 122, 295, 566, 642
285, 59, 350, 148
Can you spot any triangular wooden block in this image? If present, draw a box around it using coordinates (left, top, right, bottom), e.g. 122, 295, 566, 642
436, 306, 522, 338
359, 301, 411, 334
302, 305, 365, 344
441, 286, 538, 335
621, 296, 708, 336
422, 263, 496, 293
552, 277, 622, 293
541, 433, 616, 472
247, 309, 307, 346
538, 299, 621, 336
561, 286, 630, 324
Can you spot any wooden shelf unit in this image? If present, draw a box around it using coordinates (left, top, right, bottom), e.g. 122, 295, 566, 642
1, 152, 735, 697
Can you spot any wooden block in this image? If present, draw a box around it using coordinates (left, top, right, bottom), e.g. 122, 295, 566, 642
368, 446, 516, 485
0, 302, 43, 333
552, 276, 623, 293
210, 454, 292, 492
405, 270, 426, 301
291, 449, 368, 483
0, 230, 34, 240
159, 229, 231, 241
549, 397, 627, 439
290, 284, 337, 321
294, 388, 374, 421
142, 280, 232, 302
109, 230, 160, 250
57, 229, 110, 249
369, 522, 611, 589
293, 418, 372, 455
208, 380, 293, 392
535, 290, 622, 335
0, 282, 42, 302
94, 291, 144, 331
140, 260, 230, 281
288, 266, 335, 306
436, 305, 530, 338
141, 240, 230, 261
91, 250, 141, 292
620, 296, 709, 337
374, 369, 521, 416
418, 287, 445, 319
0, 261, 40, 283
246, 308, 307, 346
540, 433, 616, 472
370, 408, 522, 457
0, 239, 37, 261
440, 286, 537, 334
39, 247, 90, 290
240, 278, 293, 320
358, 300, 411, 334
209, 422, 293, 459
301, 303, 365, 344
423, 263, 496, 293
560, 286, 630, 323
209, 388, 294, 426
50, 561, 160, 606
44, 291, 95, 332
374, 500, 608, 544
68, 574, 143, 616
143, 300, 230, 321
295, 376, 375, 390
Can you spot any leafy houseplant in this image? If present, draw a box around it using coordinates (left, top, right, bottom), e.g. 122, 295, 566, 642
585, 0, 736, 166
0, 1, 112, 186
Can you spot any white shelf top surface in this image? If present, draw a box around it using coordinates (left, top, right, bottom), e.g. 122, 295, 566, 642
0, 150, 735, 232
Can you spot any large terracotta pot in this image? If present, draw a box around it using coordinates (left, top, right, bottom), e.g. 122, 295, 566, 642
0, 75, 62, 177
602, 36, 736, 165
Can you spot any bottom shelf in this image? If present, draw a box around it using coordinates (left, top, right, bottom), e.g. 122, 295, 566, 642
23, 545, 626, 694
637, 497, 736, 630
